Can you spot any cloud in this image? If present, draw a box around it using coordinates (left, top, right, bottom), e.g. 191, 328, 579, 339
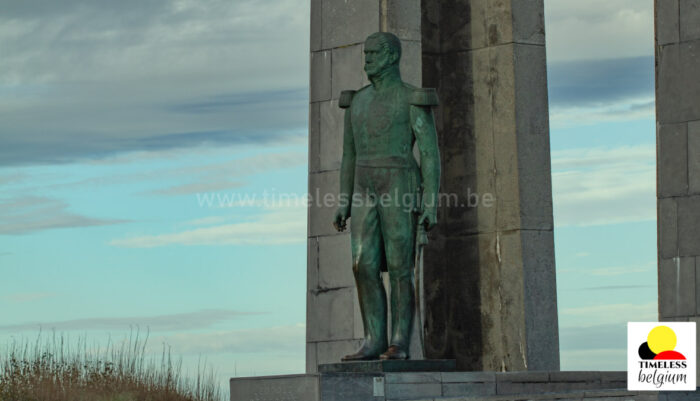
146, 180, 245, 196
560, 302, 657, 327
0, 196, 127, 235
1, 292, 56, 303
551, 145, 655, 227
548, 56, 653, 108
545, 0, 653, 62
0, 0, 309, 166
110, 204, 306, 247
0, 309, 257, 331
152, 324, 305, 355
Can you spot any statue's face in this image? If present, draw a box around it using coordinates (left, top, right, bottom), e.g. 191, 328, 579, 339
363, 37, 393, 77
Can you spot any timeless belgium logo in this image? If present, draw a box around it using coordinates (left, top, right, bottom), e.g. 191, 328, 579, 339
628, 322, 696, 391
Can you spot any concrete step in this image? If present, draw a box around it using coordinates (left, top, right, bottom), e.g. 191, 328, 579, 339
410, 389, 659, 401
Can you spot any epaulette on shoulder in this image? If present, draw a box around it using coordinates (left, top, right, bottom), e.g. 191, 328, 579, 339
409, 87, 439, 107
338, 90, 356, 109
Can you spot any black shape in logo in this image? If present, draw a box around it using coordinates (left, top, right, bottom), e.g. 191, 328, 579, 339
638, 342, 657, 360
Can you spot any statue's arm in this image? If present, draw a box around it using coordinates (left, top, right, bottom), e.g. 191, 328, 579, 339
410, 89, 440, 229
334, 90, 357, 231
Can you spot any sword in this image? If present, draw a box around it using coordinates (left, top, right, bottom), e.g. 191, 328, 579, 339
413, 185, 428, 358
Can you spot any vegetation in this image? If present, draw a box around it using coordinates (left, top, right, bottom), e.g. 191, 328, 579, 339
0, 332, 222, 401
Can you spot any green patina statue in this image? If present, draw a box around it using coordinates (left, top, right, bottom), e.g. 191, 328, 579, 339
332, 32, 441, 361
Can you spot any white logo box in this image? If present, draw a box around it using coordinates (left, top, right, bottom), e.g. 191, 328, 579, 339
627, 322, 696, 391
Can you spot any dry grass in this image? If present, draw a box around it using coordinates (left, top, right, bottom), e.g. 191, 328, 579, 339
0, 331, 223, 401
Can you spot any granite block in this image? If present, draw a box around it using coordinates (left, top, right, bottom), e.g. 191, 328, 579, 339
307, 287, 355, 342
677, 196, 700, 256
308, 237, 320, 290
399, 40, 422, 87
384, 382, 442, 400
319, 100, 344, 171
385, 0, 422, 41
658, 122, 688, 197
331, 44, 365, 100
657, 0, 680, 45
310, 0, 322, 51
384, 372, 441, 383
680, 0, 700, 42
318, 233, 354, 289
658, 257, 696, 318
309, 102, 321, 173
308, 170, 340, 237
688, 121, 700, 194
442, 381, 497, 397
512, 0, 546, 45
311, 50, 332, 102
659, 197, 679, 259
316, 339, 363, 366
321, 0, 379, 49
320, 372, 378, 401
230, 374, 319, 401
307, 342, 318, 373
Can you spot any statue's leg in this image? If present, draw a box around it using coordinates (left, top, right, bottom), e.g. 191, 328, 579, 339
378, 168, 417, 359
342, 193, 388, 361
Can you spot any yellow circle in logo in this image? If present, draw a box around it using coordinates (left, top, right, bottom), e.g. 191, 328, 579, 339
647, 325, 677, 354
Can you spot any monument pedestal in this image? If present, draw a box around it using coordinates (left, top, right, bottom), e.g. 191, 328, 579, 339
230, 370, 659, 401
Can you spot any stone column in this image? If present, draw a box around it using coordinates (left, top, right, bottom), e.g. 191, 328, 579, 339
420, 0, 559, 371
306, 0, 423, 372
307, 0, 559, 373
655, 0, 700, 384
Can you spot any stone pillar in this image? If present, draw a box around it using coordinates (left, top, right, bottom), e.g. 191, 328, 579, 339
655, 0, 700, 384
306, 0, 423, 372
420, 0, 559, 371
307, 0, 559, 373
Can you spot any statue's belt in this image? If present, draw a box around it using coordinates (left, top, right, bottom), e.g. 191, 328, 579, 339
356, 156, 415, 168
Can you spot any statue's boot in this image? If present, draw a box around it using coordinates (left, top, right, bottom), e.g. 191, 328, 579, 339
342, 341, 382, 361
384, 268, 414, 360
379, 345, 408, 360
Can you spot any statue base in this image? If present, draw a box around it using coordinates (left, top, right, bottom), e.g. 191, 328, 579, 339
229, 370, 669, 401
318, 359, 456, 373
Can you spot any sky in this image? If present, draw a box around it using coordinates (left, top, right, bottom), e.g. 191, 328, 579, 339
0, 0, 657, 389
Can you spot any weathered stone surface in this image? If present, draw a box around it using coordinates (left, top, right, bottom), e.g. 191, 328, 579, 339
384, 372, 441, 383
385, 0, 422, 41
658, 257, 696, 318
399, 40, 422, 87
230, 374, 319, 401
331, 45, 364, 100
319, 373, 377, 401
658, 122, 688, 197
321, 0, 379, 49
657, 42, 700, 123
310, 0, 322, 51
657, 0, 680, 45
677, 195, 700, 256
521, 229, 559, 370
688, 121, 700, 194
495, 371, 549, 394
385, 382, 442, 399
658, 197, 679, 259
514, 44, 554, 231
306, 342, 318, 373
318, 234, 354, 289
680, 0, 700, 42
511, 0, 546, 45
308, 237, 319, 290
308, 171, 340, 237
309, 102, 321, 173
310, 51, 331, 102
319, 100, 343, 171
307, 287, 355, 342
316, 339, 363, 365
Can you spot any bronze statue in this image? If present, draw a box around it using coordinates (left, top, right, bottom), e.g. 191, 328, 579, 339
333, 32, 440, 360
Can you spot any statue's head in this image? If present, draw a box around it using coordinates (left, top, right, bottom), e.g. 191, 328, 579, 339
363, 32, 401, 78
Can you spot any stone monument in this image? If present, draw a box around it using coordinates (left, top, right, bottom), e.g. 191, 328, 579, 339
229, 0, 665, 399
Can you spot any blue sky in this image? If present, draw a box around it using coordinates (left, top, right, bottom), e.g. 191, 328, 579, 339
0, 0, 656, 386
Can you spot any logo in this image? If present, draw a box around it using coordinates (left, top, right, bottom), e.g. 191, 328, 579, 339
628, 322, 696, 391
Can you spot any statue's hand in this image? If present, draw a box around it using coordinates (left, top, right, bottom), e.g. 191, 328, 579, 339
418, 209, 437, 231
333, 206, 350, 232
